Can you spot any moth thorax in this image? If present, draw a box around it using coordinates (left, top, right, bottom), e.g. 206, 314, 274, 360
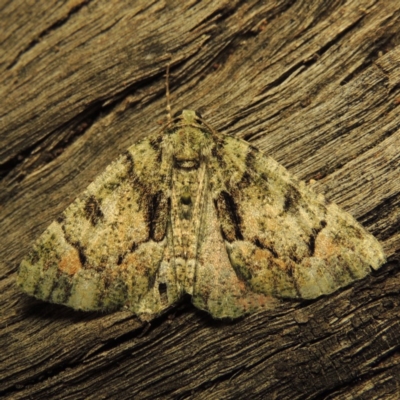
170, 126, 211, 170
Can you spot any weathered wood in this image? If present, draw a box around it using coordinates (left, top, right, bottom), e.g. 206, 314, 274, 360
1, 0, 399, 399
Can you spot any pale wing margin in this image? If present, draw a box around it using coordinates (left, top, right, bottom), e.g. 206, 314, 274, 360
18, 135, 180, 319
210, 134, 386, 301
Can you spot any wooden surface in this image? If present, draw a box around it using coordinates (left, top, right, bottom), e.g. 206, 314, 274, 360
1, 0, 400, 399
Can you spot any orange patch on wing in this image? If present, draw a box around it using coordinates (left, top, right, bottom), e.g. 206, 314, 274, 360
314, 234, 340, 258
253, 248, 266, 262
273, 256, 289, 272
59, 248, 82, 275
123, 252, 147, 274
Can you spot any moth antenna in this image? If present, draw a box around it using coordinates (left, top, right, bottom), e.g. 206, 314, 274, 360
165, 63, 172, 123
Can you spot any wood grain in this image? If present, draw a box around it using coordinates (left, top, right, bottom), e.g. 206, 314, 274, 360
1, 0, 399, 399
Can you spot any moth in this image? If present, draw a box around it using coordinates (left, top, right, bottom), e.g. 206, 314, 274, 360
18, 77, 386, 320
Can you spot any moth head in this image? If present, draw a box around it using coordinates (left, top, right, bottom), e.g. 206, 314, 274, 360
172, 109, 203, 124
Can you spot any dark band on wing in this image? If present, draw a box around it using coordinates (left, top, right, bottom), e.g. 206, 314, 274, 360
235, 147, 257, 189
49, 274, 74, 304
246, 146, 258, 167
97, 274, 128, 311
149, 135, 164, 164
75, 243, 88, 266
308, 221, 327, 256
84, 195, 104, 226
148, 191, 169, 242
254, 238, 279, 258
158, 283, 169, 306
122, 150, 135, 182
215, 190, 244, 242
283, 184, 301, 213
59, 223, 88, 270
211, 140, 227, 169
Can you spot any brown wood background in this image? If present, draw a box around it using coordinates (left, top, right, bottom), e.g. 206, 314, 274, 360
1, 1, 400, 399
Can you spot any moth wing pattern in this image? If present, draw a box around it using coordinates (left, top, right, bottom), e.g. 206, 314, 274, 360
190, 134, 386, 318
18, 135, 180, 320
18, 108, 386, 321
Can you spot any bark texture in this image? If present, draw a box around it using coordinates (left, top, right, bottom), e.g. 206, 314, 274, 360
1, 1, 400, 399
